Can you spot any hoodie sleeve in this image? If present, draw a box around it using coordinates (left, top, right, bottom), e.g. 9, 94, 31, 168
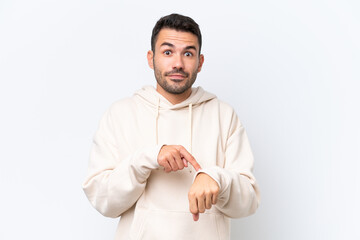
196, 110, 260, 218
82, 107, 161, 218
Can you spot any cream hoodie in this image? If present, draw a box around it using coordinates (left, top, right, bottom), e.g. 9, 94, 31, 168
82, 86, 260, 240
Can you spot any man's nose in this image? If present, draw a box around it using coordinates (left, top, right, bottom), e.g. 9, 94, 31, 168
172, 54, 184, 69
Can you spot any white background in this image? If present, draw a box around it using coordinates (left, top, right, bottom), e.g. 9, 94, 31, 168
1, 0, 359, 239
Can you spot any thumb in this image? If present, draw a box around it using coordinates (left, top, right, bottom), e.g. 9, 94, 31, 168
192, 213, 199, 221
182, 158, 188, 167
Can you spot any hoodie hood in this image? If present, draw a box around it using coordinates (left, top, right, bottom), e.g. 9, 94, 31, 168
134, 85, 216, 110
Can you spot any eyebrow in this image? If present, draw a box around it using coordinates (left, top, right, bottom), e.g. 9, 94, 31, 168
160, 42, 174, 48
160, 42, 197, 51
185, 45, 197, 51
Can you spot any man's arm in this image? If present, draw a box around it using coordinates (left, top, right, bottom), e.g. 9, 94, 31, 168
82, 108, 161, 218
188, 109, 260, 219
82, 108, 201, 218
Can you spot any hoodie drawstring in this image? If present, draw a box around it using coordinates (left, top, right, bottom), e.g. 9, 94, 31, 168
188, 103, 193, 153
188, 103, 193, 173
155, 97, 160, 145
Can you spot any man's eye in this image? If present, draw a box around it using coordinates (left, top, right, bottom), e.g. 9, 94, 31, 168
184, 52, 193, 57
164, 50, 172, 55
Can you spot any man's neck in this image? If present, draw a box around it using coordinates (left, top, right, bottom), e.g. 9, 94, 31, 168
156, 84, 192, 105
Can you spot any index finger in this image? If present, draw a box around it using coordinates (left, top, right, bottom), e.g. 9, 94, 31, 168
178, 147, 201, 171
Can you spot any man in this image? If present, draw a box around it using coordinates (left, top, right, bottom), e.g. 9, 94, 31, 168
83, 13, 260, 240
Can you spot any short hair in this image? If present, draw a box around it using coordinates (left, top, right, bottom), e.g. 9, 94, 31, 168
151, 13, 202, 54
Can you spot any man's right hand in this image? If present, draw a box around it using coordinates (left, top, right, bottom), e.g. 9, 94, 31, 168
157, 145, 201, 172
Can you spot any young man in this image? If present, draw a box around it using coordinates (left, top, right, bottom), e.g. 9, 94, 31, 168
83, 13, 260, 240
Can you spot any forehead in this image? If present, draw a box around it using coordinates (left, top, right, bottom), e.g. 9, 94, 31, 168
156, 28, 199, 49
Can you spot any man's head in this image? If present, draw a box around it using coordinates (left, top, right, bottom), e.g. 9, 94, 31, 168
147, 14, 204, 103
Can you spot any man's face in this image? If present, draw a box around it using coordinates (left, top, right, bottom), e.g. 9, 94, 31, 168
147, 28, 204, 96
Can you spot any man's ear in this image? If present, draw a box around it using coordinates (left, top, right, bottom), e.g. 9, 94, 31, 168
197, 54, 204, 73
147, 50, 154, 69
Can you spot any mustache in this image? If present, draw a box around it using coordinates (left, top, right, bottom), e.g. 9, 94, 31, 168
164, 69, 189, 77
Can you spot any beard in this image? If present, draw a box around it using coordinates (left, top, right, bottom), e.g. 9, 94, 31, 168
154, 64, 198, 95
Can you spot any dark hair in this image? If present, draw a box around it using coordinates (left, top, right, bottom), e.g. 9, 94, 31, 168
151, 13, 202, 54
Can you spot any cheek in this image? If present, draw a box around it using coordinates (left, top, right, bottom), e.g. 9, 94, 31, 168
154, 58, 168, 71
187, 61, 199, 73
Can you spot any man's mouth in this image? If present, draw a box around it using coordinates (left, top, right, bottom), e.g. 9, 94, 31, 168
168, 74, 186, 80
165, 69, 189, 80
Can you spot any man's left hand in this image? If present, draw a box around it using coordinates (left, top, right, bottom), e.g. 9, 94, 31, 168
188, 173, 220, 221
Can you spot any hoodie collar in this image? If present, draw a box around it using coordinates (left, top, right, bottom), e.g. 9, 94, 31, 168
134, 85, 216, 110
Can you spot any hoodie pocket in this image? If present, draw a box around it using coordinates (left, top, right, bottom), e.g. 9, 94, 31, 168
128, 207, 228, 240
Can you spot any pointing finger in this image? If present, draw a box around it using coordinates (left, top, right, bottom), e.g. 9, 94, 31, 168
178, 146, 201, 171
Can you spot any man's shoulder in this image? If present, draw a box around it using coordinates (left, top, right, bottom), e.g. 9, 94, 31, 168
204, 95, 236, 115
109, 96, 135, 109
104, 95, 139, 118
199, 91, 241, 127
218, 99, 236, 112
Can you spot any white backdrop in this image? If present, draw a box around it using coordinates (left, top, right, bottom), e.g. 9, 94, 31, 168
1, 0, 359, 239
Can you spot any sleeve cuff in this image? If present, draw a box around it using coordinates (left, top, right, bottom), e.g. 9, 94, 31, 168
192, 168, 222, 190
